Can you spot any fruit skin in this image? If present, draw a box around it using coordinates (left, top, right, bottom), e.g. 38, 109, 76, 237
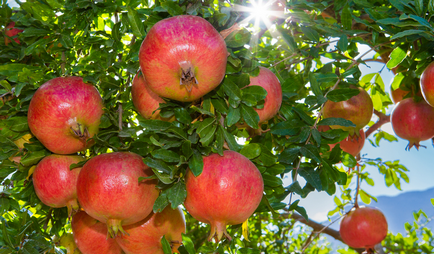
116, 206, 186, 254
32, 155, 83, 215
184, 150, 264, 242
27, 76, 103, 154
71, 211, 123, 254
420, 61, 434, 107
5, 22, 23, 45
245, 67, 282, 124
131, 71, 173, 121
390, 86, 410, 104
76, 152, 159, 237
59, 233, 81, 254
323, 86, 373, 136
390, 97, 434, 150
139, 15, 227, 102
339, 206, 388, 249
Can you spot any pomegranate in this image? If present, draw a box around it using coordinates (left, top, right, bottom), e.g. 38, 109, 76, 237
184, 150, 264, 242
323, 85, 373, 137
139, 15, 227, 102
4, 22, 23, 45
245, 67, 282, 124
116, 206, 186, 254
420, 62, 434, 107
391, 98, 434, 149
131, 71, 172, 121
319, 126, 365, 157
28, 76, 103, 154
390, 85, 410, 104
32, 155, 83, 215
71, 211, 123, 254
76, 152, 159, 237
59, 233, 80, 254
339, 206, 388, 250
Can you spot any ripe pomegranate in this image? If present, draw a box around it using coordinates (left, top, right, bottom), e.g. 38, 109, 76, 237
319, 126, 365, 157
391, 98, 434, 150
323, 86, 373, 136
245, 67, 282, 124
32, 155, 83, 215
420, 62, 434, 107
116, 206, 186, 254
28, 76, 103, 154
131, 71, 172, 121
340, 206, 388, 250
184, 150, 264, 242
71, 211, 123, 254
139, 15, 227, 102
76, 152, 159, 237
4, 22, 23, 45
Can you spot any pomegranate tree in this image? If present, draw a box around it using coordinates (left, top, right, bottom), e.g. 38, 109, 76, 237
116, 206, 186, 254
340, 206, 388, 251
391, 98, 434, 150
420, 62, 434, 106
245, 67, 282, 124
184, 150, 264, 242
4, 22, 23, 45
27, 76, 103, 154
139, 15, 227, 102
32, 154, 83, 215
131, 71, 172, 121
76, 152, 159, 237
71, 211, 123, 254
323, 86, 373, 137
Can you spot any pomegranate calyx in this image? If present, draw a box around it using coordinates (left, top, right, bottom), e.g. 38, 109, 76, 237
208, 221, 232, 242
70, 122, 90, 142
66, 199, 80, 219
106, 219, 129, 238
406, 141, 426, 151
179, 61, 198, 93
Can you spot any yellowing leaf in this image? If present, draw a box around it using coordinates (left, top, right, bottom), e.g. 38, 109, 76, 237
242, 219, 250, 242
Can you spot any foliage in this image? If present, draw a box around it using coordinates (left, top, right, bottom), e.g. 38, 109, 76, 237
1, 0, 434, 253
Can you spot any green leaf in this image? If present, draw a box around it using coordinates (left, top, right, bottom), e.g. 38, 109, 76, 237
262, 174, 283, 187
242, 85, 267, 101
317, 117, 355, 127
144, 157, 172, 174
391, 29, 430, 40
341, 4, 352, 30
326, 88, 360, 102
182, 233, 196, 254
127, 7, 145, 38
153, 192, 169, 213
227, 106, 241, 127
223, 79, 242, 101
196, 118, 215, 137
238, 248, 261, 254
225, 28, 251, 48
139, 119, 172, 131
278, 147, 300, 164
211, 99, 228, 114
199, 124, 217, 146
221, 126, 241, 152
386, 47, 407, 69
188, 150, 203, 177
161, 1, 184, 16
152, 149, 180, 163
167, 181, 187, 209
21, 150, 49, 166
161, 235, 173, 254
337, 35, 348, 52
300, 144, 322, 163
240, 143, 261, 159
299, 167, 322, 191
174, 108, 192, 125
292, 107, 315, 126
300, 26, 319, 42
342, 152, 357, 168
309, 72, 322, 98
241, 104, 260, 129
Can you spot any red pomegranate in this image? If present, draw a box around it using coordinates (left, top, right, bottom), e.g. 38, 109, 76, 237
323, 86, 373, 137
184, 150, 264, 242
131, 71, 172, 121
32, 155, 83, 215
245, 67, 282, 124
390, 86, 410, 104
28, 76, 103, 154
391, 98, 434, 150
319, 126, 365, 157
76, 152, 159, 237
139, 15, 227, 102
420, 62, 434, 107
116, 206, 186, 254
71, 211, 123, 254
5, 22, 23, 45
340, 206, 388, 250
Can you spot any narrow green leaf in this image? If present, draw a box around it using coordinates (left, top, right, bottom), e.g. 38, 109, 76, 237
278, 147, 300, 164
153, 192, 169, 213
223, 79, 242, 101
309, 72, 322, 97
299, 167, 322, 191
326, 88, 360, 102
386, 47, 407, 69
174, 108, 192, 125
301, 26, 320, 42
226, 106, 241, 127
188, 150, 203, 177
161, 236, 173, 254
300, 144, 322, 163
341, 4, 352, 30
152, 149, 180, 163
167, 181, 187, 209
391, 29, 428, 40
242, 85, 267, 101
292, 107, 315, 126
337, 35, 348, 51
144, 157, 172, 174
182, 233, 196, 254
127, 7, 145, 38
139, 119, 172, 131
225, 28, 251, 48
200, 124, 217, 146
241, 104, 260, 129
221, 126, 241, 152
317, 117, 355, 127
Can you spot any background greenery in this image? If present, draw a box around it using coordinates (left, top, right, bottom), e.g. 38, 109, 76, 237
1, 0, 434, 253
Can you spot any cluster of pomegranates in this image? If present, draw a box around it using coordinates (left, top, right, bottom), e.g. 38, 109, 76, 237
26, 15, 283, 253
389, 62, 434, 150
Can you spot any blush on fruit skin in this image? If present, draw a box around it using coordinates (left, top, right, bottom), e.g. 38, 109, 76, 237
76, 152, 159, 238
5, 22, 23, 45
32, 155, 83, 215
184, 150, 264, 242
390, 98, 434, 150
139, 15, 227, 102
72, 211, 123, 254
420, 61, 434, 107
245, 67, 282, 124
27, 76, 103, 155
323, 86, 373, 137
339, 206, 388, 249
131, 71, 171, 121
116, 206, 186, 254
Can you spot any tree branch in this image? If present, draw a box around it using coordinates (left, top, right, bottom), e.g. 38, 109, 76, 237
365, 110, 390, 138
